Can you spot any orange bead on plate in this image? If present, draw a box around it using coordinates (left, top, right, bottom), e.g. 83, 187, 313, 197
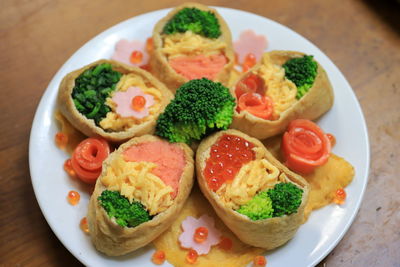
130, 50, 143, 64
146, 37, 153, 53
327, 133, 336, 147
186, 249, 198, 264
242, 53, 257, 73
67, 190, 80, 206
218, 236, 233, 250
193, 226, 208, 243
55, 132, 68, 149
151, 250, 166, 265
64, 159, 76, 177
80, 217, 89, 234
131, 95, 146, 111
334, 188, 346, 204
253, 255, 267, 266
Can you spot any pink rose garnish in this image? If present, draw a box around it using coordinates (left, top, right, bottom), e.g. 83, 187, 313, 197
178, 214, 221, 255
112, 87, 154, 118
111, 39, 149, 66
233, 30, 268, 64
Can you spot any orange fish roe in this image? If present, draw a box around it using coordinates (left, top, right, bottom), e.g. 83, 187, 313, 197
242, 53, 257, 72
67, 190, 80, 206
193, 227, 208, 243
80, 217, 89, 234
327, 133, 336, 147
334, 188, 346, 204
64, 159, 76, 177
130, 50, 143, 64
218, 236, 233, 250
253, 255, 267, 266
186, 249, 198, 264
151, 250, 166, 265
131, 95, 146, 111
55, 132, 68, 149
146, 37, 154, 53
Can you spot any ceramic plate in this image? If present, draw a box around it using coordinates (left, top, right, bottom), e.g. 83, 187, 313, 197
29, 7, 370, 267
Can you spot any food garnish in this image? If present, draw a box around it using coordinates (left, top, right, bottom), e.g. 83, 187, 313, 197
67, 190, 80, 206
80, 217, 89, 234
333, 188, 346, 205
163, 7, 221, 38
155, 78, 235, 144
253, 255, 267, 266
186, 249, 198, 264
55, 132, 68, 150
282, 55, 318, 99
282, 119, 331, 174
151, 250, 166, 265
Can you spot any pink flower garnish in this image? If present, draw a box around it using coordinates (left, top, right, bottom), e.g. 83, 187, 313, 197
233, 30, 268, 64
112, 87, 154, 118
111, 39, 149, 66
178, 215, 221, 255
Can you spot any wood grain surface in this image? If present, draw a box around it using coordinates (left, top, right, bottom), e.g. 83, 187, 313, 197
1, 0, 399, 266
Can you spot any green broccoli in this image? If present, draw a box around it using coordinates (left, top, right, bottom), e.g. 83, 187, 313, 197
98, 190, 151, 227
282, 55, 318, 99
267, 182, 303, 217
237, 191, 274, 221
155, 78, 236, 144
72, 63, 122, 125
162, 7, 221, 38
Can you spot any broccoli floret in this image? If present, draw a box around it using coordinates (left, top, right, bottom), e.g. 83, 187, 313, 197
162, 7, 221, 38
98, 190, 151, 227
267, 182, 303, 217
237, 191, 274, 221
155, 78, 236, 144
72, 63, 121, 125
282, 55, 318, 99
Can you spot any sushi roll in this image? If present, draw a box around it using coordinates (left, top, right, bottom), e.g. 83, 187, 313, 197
230, 51, 334, 140
150, 2, 235, 91
57, 59, 173, 143
87, 135, 194, 256
196, 129, 309, 249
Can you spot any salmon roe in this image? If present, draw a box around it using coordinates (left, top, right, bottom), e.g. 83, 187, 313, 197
64, 159, 76, 177
151, 250, 166, 265
146, 37, 153, 53
218, 236, 233, 250
186, 249, 198, 264
131, 95, 146, 111
193, 227, 208, 243
253, 255, 267, 266
334, 188, 346, 204
130, 50, 143, 64
327, 133, 336, 147
242, 53, 257, 72
80, 217, 89, 234
55, 132, 68, 149
204, 134, 255, 191
67, 190, 80, 205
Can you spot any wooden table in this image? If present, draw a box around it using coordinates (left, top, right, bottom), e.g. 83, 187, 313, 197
1, 0, 399, 266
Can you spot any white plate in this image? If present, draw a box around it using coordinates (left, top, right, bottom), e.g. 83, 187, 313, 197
29, 7, 370, 267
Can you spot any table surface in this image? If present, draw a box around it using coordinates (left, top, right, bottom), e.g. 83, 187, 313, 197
1, 0, 399, 266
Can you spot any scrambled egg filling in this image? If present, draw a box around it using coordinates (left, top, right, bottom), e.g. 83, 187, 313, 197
101, 156, 174, 215
162, 31, 226, 59
257, 54, 298, 116
216, 159, 287, 210
99, 74, 162, 131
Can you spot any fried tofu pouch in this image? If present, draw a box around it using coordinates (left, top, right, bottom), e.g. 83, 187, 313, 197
150, 2, 235, 91
87, 135, 194, 256
230, 51, 334, 140
58, 59, 173, 143
196, 129, 309, 249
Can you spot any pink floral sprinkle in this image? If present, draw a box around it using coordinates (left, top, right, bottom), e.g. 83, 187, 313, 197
178, 214, 221, 255
111, 39, 149, 66
112, 87, 154, 118
233, 30, 268, 64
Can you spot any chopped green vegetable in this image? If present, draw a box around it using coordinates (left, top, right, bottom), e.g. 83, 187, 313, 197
98, 190, 151, 228
162, 7, 221, 38
155, 78, 236, 144
237, 191, 274, 220
72, 63, 121, 125
282, 55, 318, 99
267, 182, 303, 217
